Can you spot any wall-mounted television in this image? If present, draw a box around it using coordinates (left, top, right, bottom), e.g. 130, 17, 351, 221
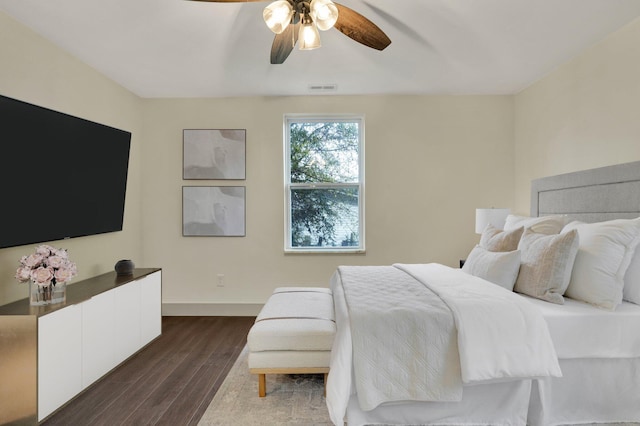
0, 94, 131, 249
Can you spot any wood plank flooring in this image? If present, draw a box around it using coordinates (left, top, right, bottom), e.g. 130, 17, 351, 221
43, 316, 255, 426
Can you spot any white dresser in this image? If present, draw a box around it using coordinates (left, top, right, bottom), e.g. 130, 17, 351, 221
0, 268, 162, 424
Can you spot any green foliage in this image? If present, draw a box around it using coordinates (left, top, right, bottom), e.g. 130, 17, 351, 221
290, 122, 359, 183
289, 121, 360, 247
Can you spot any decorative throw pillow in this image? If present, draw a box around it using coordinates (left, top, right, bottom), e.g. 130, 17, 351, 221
514, 228, 579, 304
479, 224, 524, 252
623, 247, 640, 305
462, 245, 521, 291
504, 214, 567, 235
563, 218, 640, 310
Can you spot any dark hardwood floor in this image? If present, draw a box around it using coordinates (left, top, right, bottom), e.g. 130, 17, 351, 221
43, 316, 255, 426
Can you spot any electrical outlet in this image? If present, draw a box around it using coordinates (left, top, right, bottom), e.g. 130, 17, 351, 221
217, 274, 225, 287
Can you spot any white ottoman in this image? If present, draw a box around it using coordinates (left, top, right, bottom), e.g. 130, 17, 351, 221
247, 287, 336, 397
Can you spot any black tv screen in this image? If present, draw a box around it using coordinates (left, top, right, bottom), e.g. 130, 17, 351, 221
0, 94, 131, 249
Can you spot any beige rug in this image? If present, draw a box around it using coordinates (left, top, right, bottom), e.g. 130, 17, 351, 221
198, 345, 332, 426
199, 347, 639, 426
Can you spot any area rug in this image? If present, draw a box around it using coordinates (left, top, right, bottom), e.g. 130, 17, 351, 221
199, 346, 639, 426
198, 345, 332, 426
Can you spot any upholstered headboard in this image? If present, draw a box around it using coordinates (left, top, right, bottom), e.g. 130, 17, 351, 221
531, 161, 640, 223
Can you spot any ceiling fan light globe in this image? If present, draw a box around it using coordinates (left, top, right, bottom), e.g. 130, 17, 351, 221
299, 22, 321, 50
263, 1, 294, 34
310, 0, 338, 31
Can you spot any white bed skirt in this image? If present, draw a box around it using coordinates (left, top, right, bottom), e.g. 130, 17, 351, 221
330, 267, 640, 425
346, 380, 531, 426
344, 357, 640, 426
529, 357, 640, 426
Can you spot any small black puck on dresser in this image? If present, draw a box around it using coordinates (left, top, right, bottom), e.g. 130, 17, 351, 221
115, 259, 135, 276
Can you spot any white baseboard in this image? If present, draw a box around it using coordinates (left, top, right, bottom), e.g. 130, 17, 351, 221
162, 303, 263, 316
162, 303, 264, 317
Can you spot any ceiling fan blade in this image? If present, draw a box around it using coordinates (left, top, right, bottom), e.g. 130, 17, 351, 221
333, 3, 391, 51
271, 22, 299, 64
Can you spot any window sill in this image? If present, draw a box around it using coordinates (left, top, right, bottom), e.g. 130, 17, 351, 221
284, 248, 366, 255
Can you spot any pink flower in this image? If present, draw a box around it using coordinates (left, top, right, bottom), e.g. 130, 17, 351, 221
54, 268, 74, 284
16, 246, 77, 286
24, 254, 44, 268
47, 255, 64, 268
31, 267, 54, 286
35, 245, 52, 256
67, 261, 78, 276
15, 266, 32, 282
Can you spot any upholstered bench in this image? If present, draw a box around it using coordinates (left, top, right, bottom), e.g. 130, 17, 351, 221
247, 287, 336, 397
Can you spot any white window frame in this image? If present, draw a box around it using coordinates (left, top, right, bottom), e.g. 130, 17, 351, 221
284, 113, 365, 253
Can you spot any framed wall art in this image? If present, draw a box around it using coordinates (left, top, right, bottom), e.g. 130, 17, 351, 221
182, 186, 246, 237
183, 129, 246, 180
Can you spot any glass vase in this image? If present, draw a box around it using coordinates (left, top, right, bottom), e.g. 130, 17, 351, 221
29, 281, 66, 306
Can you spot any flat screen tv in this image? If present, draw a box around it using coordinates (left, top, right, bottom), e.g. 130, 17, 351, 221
0, 94, 131, 249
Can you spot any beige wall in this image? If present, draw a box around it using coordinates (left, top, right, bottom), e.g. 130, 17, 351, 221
25, 7, 640, 312
0, 11, 514, 310
142, 96, 514, 312
513, 17, 640, 214
0, 12, 144, 305
3, 8, 639, 312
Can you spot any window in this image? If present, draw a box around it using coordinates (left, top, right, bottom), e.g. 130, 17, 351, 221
285, 114, 364, 253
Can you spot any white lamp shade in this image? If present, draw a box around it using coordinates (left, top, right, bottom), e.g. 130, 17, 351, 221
263, 1, 294, 34
475, 208, 510, 234
310, 0, 339, 31
299, 21, 321, 50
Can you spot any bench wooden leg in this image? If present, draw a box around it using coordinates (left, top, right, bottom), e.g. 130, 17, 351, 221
324, 373, 328, 397
251, 367, 330, 398
258, 373, 266, 397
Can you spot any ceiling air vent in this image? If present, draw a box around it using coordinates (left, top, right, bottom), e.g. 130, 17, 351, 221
308, 84, 338, 93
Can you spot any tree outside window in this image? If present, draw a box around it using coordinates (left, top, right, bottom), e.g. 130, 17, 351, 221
285, 115, 364, 252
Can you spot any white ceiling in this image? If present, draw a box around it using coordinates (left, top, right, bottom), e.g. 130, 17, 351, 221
1, 0, 640, 98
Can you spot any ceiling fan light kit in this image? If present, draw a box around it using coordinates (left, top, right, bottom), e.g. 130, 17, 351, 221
263, 0, 294, 34
264, 0, 330, 51
309, 0, 339, 31
264, 0, 337, 37
189, 0, 391, 64
299, 18, 321, 50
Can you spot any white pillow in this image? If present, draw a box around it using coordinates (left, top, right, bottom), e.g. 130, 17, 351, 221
562, 218, 640, 310
504, 214, 567, 235
462, 245, 521, 291
623, 247, 640, 305
514, 228, 579, 304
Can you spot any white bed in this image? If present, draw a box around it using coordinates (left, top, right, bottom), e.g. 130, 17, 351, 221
326, 161, 640, 426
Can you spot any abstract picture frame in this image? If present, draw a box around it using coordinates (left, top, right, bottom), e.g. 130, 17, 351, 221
183, 129, 246, 180
182, 186, 246, 237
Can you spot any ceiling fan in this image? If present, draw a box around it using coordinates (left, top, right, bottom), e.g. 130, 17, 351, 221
188, 0, 391, 64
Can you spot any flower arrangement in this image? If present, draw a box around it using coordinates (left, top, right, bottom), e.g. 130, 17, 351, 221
15, 244, 77, 288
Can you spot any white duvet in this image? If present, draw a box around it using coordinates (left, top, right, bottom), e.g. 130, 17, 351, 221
327, 263, 562, 426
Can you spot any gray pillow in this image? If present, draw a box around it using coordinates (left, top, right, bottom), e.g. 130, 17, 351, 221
514, 228, 579, 304
479, 224, 524, 252
504, 214, 567, 235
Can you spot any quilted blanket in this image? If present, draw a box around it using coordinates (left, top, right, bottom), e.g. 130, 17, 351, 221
326, 264, 562, 425
396, 264, 562, 384
338, 265, 463, 411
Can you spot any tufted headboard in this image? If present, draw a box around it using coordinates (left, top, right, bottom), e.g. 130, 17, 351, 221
531, 160, 640, 223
